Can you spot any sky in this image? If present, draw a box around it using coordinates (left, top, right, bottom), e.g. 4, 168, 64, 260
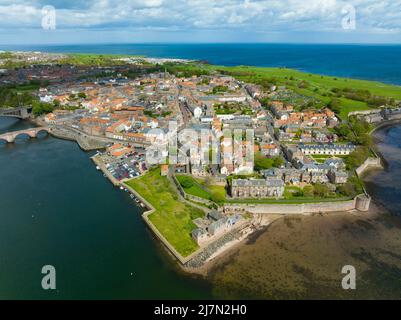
0, 0, 401, 44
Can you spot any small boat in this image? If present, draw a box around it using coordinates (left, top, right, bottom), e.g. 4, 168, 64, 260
140, 203, 145, 208
96, 166, 100, 170
120, 186, 124, 190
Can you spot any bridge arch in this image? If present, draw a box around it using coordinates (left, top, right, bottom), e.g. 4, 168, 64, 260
0, 127, 50, 144
36, 128, 50, 136
14, 132, 32, 141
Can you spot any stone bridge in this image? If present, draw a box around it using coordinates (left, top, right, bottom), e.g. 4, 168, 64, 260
0, 107, 32, 119
0, 127, 51, 143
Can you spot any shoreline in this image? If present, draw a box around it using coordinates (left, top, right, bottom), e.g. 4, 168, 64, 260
183, 123, 397, 276
183, 205, 385, 277
184, 214, 284, 276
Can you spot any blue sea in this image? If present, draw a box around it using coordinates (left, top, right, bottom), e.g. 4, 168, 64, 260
1, 43, 401, 86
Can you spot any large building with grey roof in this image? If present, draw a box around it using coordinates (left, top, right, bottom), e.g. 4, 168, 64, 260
231, 178, 285, 199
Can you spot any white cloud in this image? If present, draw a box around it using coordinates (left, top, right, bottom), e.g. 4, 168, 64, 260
0, 0, 400, 42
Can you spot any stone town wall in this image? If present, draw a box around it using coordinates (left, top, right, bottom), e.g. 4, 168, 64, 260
356, 157, 382, 177
224, 198, 357, 215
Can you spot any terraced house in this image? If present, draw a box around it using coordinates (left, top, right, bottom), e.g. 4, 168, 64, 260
231, 178, 285, 199
299, 143, 356, 156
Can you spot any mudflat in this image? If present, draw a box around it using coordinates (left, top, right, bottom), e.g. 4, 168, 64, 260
207, 203, 401, 299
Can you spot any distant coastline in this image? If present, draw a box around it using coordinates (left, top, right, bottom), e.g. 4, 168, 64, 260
2, 43, 401, 85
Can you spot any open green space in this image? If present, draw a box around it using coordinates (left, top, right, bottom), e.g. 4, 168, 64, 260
125, 168, 204, 257
214, 65, 401, 100
196, 178, 227, 200
309, 154, 349, 164
177, 175, 227, 204
176, 175, 212, 200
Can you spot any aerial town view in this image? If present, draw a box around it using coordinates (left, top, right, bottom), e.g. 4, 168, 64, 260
1, 0, 401, 310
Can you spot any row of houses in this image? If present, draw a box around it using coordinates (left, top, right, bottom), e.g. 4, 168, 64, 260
299, 143, 356, 156
231, 178, 285, 198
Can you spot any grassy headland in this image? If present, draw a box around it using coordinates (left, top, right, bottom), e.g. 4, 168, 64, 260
164, 63, 401, 119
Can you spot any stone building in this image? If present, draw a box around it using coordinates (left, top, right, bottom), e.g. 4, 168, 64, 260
231, 178, 285, 198
328, 170, 349, 184
192, 228, 208, 245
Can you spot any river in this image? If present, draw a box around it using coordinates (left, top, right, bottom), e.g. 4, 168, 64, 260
0, 117, 212, 299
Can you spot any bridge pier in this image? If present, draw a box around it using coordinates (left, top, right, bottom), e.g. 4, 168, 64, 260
0, 135, 15, 143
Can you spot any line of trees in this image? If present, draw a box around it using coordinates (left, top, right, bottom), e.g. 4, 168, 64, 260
0, 85, 36, 108
331, 87, 396, 107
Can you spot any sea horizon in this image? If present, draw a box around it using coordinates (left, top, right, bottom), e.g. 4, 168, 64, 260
2, 43, 401, 86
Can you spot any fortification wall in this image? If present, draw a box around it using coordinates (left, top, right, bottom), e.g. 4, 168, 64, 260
356, 157, 382, 177
348, 109, 382, 117
224, 198, 357, 215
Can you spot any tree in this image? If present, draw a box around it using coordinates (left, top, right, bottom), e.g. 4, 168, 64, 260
328, 98, 341, 114
254, 153, 284, 171
53, 99, 60, 107
345, 146, 369, 170
303, 185, 314, 197
78, 92, 87, 99
32, 101, 54, 116
179, 176, 194, 189
338, 183, 356, 197
272, 156, 284, 168
313, 183, 330, 198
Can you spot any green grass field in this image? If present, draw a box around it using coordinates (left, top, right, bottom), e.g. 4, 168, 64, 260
208, 185, 227, 199
215, 65, 401, 99
310, 155, 349, 164
125, 168, 204, 257
195, 177, 227, 200
176, 175, 228, 202
176, 175, 212, 200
